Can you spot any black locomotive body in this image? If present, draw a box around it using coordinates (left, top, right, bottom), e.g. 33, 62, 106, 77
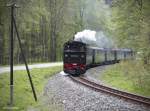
63, 41, 86, 75
63, 41, 133, 75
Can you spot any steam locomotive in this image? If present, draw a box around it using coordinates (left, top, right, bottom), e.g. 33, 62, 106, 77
63, 40, 133, 76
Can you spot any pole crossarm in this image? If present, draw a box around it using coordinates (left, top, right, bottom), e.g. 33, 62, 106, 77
6, 2, 20, 8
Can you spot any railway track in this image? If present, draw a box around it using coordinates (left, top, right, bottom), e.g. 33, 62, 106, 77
69, 75, 150, 106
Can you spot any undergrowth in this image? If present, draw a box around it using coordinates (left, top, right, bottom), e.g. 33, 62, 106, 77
101, 60, 150, 97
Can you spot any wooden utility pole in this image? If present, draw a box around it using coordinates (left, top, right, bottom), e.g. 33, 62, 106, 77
5, 3, 37, 109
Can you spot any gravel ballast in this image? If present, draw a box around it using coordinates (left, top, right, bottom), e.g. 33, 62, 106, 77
44, 66, 150, 111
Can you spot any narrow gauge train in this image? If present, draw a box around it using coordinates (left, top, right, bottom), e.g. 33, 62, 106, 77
63, 41, 133, 76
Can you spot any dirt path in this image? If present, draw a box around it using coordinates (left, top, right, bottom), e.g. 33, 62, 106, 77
0, 62, 63, 74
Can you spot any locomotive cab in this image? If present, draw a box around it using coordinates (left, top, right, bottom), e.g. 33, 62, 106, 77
63, 41, 86, 75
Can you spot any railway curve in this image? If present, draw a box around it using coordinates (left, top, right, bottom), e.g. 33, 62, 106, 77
69, 75, 150, 106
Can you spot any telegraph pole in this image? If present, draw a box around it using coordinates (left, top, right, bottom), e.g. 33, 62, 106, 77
4, 2, 37, 109
10, 3, 15, 107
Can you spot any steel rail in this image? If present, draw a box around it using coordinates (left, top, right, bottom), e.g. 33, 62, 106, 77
69, 76, 150, 106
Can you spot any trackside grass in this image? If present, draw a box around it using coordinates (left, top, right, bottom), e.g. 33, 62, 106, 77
101, 61, 150, 97
0, 66, 63, 111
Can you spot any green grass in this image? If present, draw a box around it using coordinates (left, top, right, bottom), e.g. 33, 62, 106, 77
0, 66, 63, 111
101, 61, 150, 97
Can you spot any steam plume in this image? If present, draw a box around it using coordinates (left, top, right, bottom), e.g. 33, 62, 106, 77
74, 29, 115, 48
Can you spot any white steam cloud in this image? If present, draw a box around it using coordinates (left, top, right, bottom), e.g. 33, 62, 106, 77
74, 30, 96, 45
74, 29, 115, 48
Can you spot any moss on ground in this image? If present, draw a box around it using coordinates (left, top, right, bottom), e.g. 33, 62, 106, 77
101, 60, 150, 97
0, 66, 63, 111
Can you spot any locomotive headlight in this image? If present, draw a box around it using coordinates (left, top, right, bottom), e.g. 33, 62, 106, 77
65, 54, 68, 57
81, 55, 84, 58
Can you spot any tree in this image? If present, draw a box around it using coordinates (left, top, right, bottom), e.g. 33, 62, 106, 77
47, 0, 66, 61
110, 0, 150, 65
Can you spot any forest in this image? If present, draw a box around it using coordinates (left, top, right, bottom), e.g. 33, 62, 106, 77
0, 0, 149, 66
0, 0, 150, 110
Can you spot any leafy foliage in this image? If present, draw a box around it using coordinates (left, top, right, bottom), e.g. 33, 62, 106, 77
0, 0, 149, 67
110, 0, 150, 65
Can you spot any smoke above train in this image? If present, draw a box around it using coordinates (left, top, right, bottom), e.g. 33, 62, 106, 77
74, 29, 115, 48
